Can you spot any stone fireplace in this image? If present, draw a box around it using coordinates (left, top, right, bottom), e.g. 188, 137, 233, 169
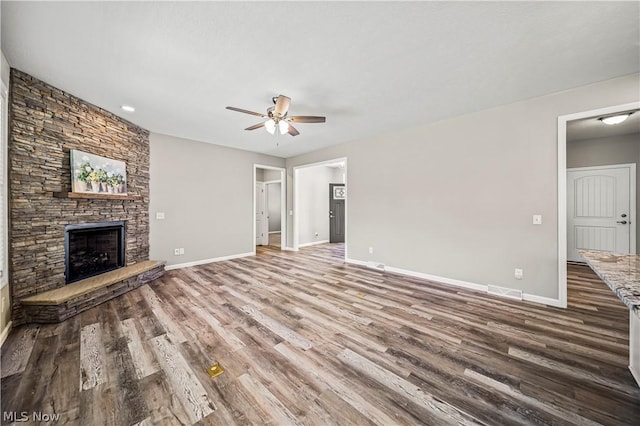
8, 69, 153, 325
65, 221, 126, 283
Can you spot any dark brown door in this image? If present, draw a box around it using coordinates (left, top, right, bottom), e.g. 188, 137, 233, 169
329, 184, 345, 243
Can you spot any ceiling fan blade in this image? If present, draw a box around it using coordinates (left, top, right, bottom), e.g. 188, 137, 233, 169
274, 95, 291, 117
245, 122, 265, 131
289, 116, 326, 123
226, 106, 266, 118
287, 124, 300, 136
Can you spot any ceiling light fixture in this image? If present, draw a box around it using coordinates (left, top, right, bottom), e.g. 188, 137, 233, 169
121, 105, 135, 112
278, 120, 289, 135
264, 118, 289, 136
599, 112, 633, 125
265, 119, 276, 135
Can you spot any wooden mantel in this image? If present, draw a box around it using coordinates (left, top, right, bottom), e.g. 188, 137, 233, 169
53, 192, 142, 201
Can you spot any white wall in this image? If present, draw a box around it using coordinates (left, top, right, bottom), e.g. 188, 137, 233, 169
263, 169, 281, 182
567, 133, 640, 247
149, 133, 284, 267
297, 166, 335, 245
286, 74, 640, 302
267, 182, 281, 232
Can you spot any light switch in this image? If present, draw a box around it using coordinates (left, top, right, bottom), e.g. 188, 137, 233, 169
533, 214, 542, 225
156, 212, 165, 220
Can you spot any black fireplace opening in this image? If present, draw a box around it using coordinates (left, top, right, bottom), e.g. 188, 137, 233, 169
65, 221, 125, 284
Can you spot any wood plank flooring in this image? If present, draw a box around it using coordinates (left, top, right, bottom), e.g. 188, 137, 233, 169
2, 244, 639, 425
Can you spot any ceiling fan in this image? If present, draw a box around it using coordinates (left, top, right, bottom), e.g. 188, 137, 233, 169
226, 95, 326, 136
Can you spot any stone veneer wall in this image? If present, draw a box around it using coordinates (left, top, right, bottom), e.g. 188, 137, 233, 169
8, 69, 150, 324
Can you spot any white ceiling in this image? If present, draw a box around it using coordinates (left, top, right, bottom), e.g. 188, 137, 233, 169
2, 2, 639, 158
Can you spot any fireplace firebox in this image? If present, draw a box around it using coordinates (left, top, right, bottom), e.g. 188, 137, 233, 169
64, 221, 125, 283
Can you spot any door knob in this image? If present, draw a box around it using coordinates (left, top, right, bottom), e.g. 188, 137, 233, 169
617, 220, 628, 224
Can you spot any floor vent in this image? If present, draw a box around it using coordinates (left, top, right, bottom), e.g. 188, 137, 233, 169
207, 363, 225, 378
366, 261, 385, 271
487, 285, 523, 300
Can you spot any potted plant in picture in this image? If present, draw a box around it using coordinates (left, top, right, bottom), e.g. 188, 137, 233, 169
115, 173, 126, 193
106, 172, 119, 194
88, 170, 102, 192
98, 169, 109, 192
75, 161, 92, 192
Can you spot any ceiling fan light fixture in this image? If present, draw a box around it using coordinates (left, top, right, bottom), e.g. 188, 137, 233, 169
599, 112, 633, 125
278, 120, 289, 135
265, 119, 276, 135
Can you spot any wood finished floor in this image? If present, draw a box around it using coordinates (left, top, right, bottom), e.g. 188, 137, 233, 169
2, 244, 639, 425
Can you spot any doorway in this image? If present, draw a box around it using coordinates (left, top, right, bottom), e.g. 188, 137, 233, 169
293, 158, 347, 254
558, 101, 640, 308
253, 165, 286, 253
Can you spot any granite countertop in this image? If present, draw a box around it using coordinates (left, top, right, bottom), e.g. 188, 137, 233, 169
579, 250, 640, 318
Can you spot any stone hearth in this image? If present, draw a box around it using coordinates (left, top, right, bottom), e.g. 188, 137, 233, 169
8, 69, 154, 325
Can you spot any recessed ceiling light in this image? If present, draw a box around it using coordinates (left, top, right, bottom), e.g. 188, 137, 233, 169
599, 112, 632, 125
121, 105, 135, 113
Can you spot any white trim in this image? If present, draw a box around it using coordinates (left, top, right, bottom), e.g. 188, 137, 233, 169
165, 251, 254, 270
385, 265, 488, 292
0, 320, 12, 347
298, 240, 329, 248
268, 231, 281, 234
522, 293, 564, 308
282, 246, 297, 251
345, 258, 487, 292
254, 164, 287, 253
630, 365, 640, 388
263, 179, 281, 185
0, 83, 7, 288
346, 258, 563, 308
567, 163, 636, 256
558, 102, 640, 309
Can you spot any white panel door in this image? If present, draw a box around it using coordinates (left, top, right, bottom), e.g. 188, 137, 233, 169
255, 182, 267, 246
567, 166, 631, 262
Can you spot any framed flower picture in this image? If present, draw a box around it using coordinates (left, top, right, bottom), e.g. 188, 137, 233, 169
71, 149, 127, 195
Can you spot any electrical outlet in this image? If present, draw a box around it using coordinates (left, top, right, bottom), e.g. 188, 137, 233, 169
156, 212, 165, 220
514, 268, 524, 280
174, 248, 180, 256
179, 248, 185, 255
533, 214, 542, 225
314, 232, 319, 238
369, 247, 374, 254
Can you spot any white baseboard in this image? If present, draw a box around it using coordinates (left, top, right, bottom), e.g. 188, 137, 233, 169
282, 246, 297, 251
385, 265, 488, 293
630, 364, 640, 388
298, 240, 329, 248
1, 321, 13, 347
345, 258, 367, 267
165, 252, 254, 270
345, 257, 562, 308
522, 293, 564, 308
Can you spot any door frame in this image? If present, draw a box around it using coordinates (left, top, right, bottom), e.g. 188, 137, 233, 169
566, 163, 636, 261
293, 157, 347, 255
557, 101, 640, 308
253, 164, 287, 255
